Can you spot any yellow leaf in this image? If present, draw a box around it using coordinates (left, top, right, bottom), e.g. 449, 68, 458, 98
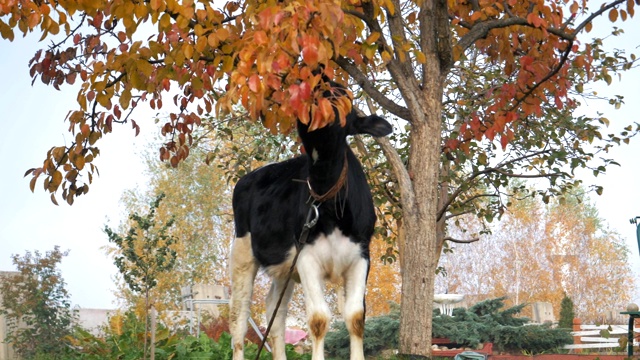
150, 0, 161, 11
383, 0, 395, 15
195, 36, 207, 53
135, 3, 148, 19
381, 50, 392, 63
120, 88, 131, 110
89, 131, 101, 145
0, 20, 15, 41
609, 8, 618, 22
159, 13, 171, 29
365, 32, 381, 44
207, 33, 219, 47
30, 176, 38, 193
183, 43, 194, 59
414, 50, 426, 64
97, 93, 110, 107
585, 21, 593, 32
75, 155, 86, 170
217, 28, 229, 41
51, 171, 62, 190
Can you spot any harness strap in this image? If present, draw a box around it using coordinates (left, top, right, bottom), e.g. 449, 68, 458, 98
254, 202, 319, 359
307, 153, 348, 203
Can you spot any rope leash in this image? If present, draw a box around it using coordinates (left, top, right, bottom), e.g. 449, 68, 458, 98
254, 201, 319, 360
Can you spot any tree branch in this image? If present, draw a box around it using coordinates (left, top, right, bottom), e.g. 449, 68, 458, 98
443, 237, 480, 244
445, 194, 500, 220
376, 136, 415, 217
436, 150, 561, 221
456, 16, 574, 53
336, 57, 412, 121
342, 7, 420, 119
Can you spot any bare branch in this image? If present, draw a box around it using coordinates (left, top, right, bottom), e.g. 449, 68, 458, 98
456, 17, 574, 53
376, 136, 415, 217
354, 135, 401, 208
336, 57, 412, 121
445, 209, 475, 220
485, 167, 564, 179
443, 237, 480, 244
445, 194, 501, 220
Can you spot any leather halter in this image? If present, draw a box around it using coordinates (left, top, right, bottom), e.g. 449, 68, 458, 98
307, 152, 348, 203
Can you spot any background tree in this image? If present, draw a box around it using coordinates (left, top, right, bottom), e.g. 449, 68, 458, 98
558, 294, 575, 329
6, 0, 640, 356
104, 194, 178, 360
109, 142, 235, 312
0, 246, 75, 359
437, 188, 635, 323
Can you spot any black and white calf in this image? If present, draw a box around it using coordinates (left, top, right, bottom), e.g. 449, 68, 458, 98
230, 97, 392, 360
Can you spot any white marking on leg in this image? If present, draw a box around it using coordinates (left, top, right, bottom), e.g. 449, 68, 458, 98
297, 249, 330, 360
229, 234, 259, 360
265, 277, 295, 360
296, 229, 365, 359
343, 258, 368, 360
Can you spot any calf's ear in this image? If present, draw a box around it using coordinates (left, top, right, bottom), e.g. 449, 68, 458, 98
350, 115, 393, 137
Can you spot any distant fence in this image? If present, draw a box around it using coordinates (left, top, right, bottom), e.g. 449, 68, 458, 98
563, 319, 639, 351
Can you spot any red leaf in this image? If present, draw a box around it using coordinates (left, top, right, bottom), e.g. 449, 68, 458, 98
500, 134, 509, 150
248, 74, 261, 93
318, 97, 334, 122
485, 127, 495, 141
299, 81, 311, 100
289, 84, 303, 117
301, 35, 320, 66
132, 120, 140, 136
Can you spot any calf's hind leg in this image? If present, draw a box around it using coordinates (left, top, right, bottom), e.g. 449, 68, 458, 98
265, 277, 295, 360
229, 234, 259, 360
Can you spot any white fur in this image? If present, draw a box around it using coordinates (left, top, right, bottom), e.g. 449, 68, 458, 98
229, 234, 259, 360
265, 277, 294, 359
230, 230, 368, 360
295, 229, 368, 360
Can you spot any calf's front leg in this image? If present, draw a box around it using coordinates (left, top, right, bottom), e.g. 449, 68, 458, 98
229, 234, 259, 360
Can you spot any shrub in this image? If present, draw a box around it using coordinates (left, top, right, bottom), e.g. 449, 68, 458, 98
326, 297, 572, 357
433, 297, 572, 354
326, 303, 400, 358
66, 310, 311, 360
558, 294, 575, 329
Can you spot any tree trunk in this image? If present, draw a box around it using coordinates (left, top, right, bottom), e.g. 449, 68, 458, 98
150, 305, 156, 360
397, 114, 442, 357
144, 291, 149, 360
363, 0, 449, 353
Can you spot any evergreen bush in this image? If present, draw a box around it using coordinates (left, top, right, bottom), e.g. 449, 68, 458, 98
433, 297, 572, 353
325, 297, 572, 357
325, 304, 400, 358
558, 294, 575, 329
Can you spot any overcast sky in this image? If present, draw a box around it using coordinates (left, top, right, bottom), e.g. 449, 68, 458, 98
0, 16, 639, 310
